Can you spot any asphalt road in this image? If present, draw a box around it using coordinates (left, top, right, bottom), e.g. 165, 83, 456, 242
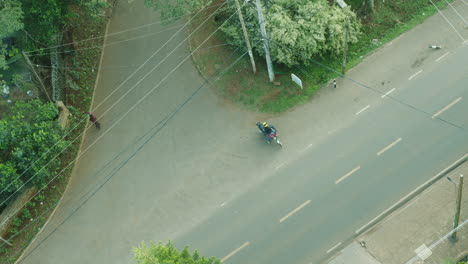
18, 0, 468, 264
173, 44, 468, 264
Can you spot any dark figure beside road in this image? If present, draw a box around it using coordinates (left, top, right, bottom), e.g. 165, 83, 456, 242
85, 112, 100, 129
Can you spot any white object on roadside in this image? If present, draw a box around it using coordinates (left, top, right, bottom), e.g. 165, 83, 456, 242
291, 73, 303, 89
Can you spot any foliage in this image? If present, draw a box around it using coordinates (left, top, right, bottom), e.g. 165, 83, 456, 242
132, 241, 222, 264
0, 0, 24, 38
21, 0, 69, 46
0, 99, 68, 204
0, 0, 23, 71
144, 0, 212, 22
220, 0, 361, 67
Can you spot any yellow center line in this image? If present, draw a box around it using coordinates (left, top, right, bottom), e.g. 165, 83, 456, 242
279, 200, 312, 223
377, 138, 402, 156
335, 166, 361, 184
432, 97, 462, 118
221, 241, 250, 263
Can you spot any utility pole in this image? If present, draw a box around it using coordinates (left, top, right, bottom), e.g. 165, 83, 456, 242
22, 51, 53, 102
341, 16, 349, 74
235, 0, 256, 74
369, 0, 375, 13
451, 174, 464, 241
254, 0, 275, 82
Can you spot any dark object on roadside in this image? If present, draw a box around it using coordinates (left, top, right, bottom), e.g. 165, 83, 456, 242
85, 112, 101, 129
333, 79, 337, 88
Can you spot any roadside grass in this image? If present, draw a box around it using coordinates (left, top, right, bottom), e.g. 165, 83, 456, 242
189, 0, 457, 112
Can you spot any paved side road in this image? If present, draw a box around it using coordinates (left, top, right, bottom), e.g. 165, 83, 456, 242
329, 159, 468, 264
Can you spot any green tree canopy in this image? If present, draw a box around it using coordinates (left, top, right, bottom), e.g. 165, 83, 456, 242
220, 0, 361, 66
132, 241, 222, 264
0, 99, 67, 204
144, 0, 361, 67
0, 0, 24, 71
0, 0, 23, 38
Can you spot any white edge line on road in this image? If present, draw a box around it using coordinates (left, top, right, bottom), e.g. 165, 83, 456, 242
279, 200, 312, 223
408, 70, 423, 80
356, 105, 370, 115
435, 52, 449, 62
432, 97, 462, 118
355, 153, 468, 235
386, 41, 393, 46
221, 241, 251, 262
377, 138, 402, 156
326, 242, 342, 254
335, 166, 361, 184
381, 88, 396, 98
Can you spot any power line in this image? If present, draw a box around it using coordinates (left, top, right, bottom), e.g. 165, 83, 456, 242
0, 2, 228, 203
0, 0, 247, 242
429, 0, 467, 43
13, 44, 253, 264
267, 38, 465, 131
23, 2, 226, 54
3, 39, 246, 257
26, 23, 186, 57
443, 0, 468, 26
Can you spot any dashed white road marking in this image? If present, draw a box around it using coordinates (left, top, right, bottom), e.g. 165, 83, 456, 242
326, 242, 342, 254
221, 242, 250, 262
377, 138, 402, 156
336, 166, 361, 184
381, 88, 396, 98
435, 52, 449, 62
356, 105, 370, 115
432, 97, 462, 118
279, 200, 312, 223
220, 202, 226, 207
408, 70, 423, 80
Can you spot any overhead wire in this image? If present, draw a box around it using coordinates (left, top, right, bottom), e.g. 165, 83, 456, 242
429, 0, 467, 43
0, 0, 249, 247
14, 43, 252, 263
0, 1, 228, 204
23, 2, 226, 54
267, 38, 465, 131
26, 23, 187, 57
443, 0, 468, 26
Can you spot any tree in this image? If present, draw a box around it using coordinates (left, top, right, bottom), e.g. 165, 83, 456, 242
21, 0, 69, 46
144, 0, 212, 22
0, 0, 23, 71
220, 0, 361, 67
0, 99, 68, 204
0, 0, 23, 39
132, 241, 222, 264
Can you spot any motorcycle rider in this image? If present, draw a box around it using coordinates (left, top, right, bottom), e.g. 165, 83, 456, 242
262, 122, 273, 135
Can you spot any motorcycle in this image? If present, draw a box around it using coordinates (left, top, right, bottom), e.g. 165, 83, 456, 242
256, 122, 283, 147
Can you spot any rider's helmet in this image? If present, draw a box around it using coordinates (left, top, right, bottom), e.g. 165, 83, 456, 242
262, 122, 269, 128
